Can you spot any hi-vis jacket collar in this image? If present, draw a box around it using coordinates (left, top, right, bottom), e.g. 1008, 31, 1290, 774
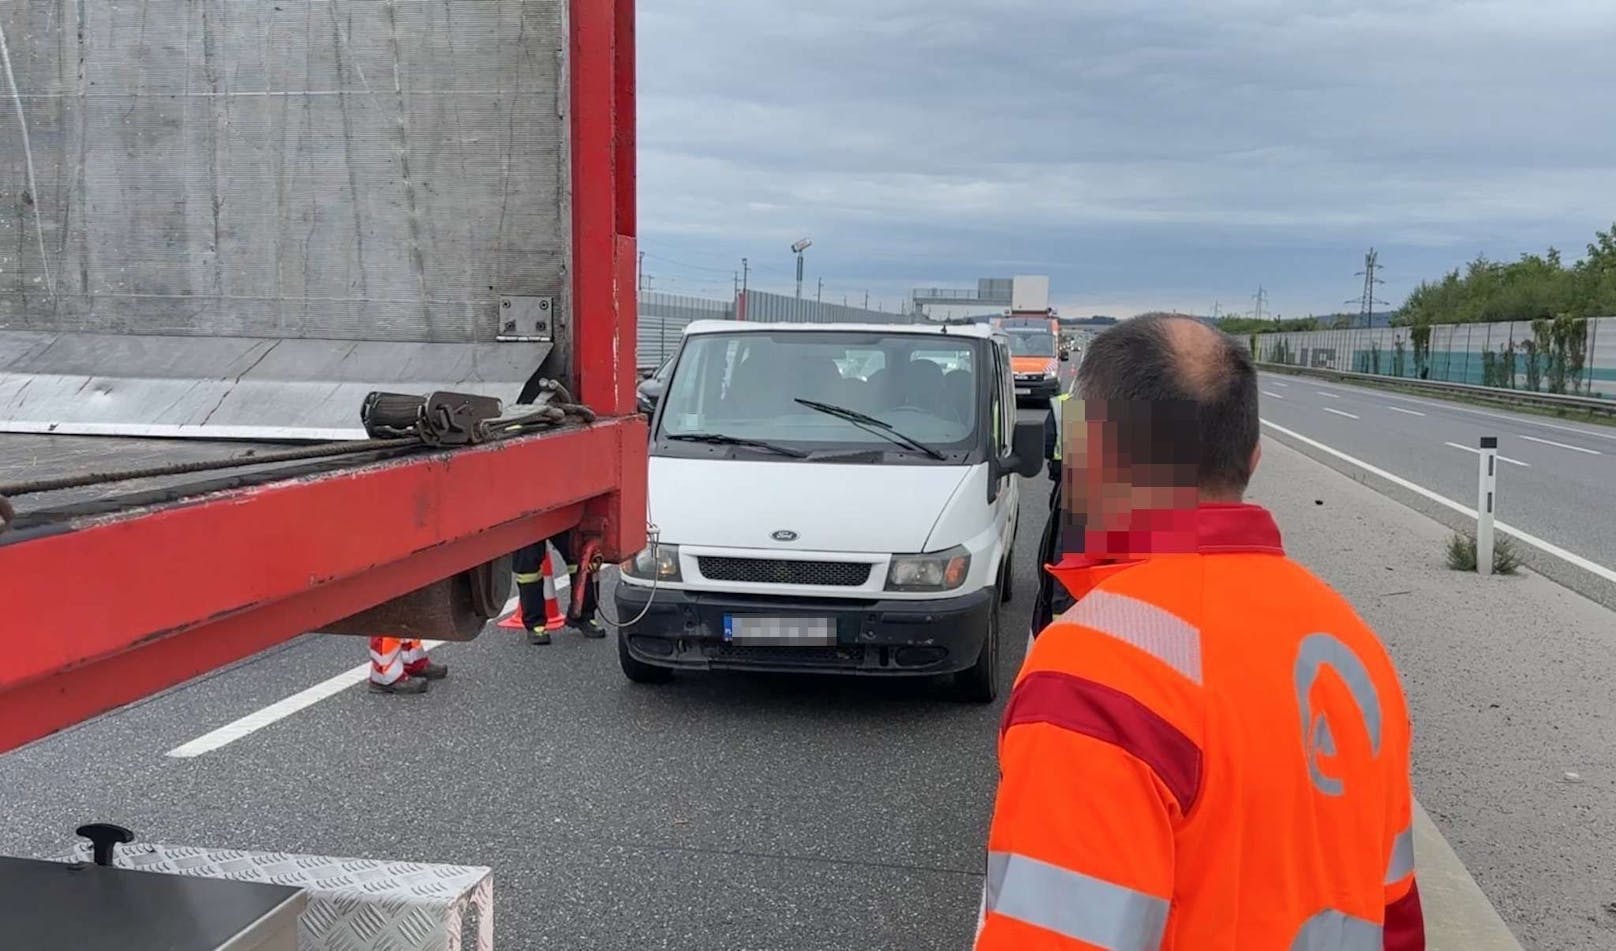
1048, 503, 1285, 599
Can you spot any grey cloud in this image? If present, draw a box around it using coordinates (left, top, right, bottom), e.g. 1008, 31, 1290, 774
638, 1, 1616, 315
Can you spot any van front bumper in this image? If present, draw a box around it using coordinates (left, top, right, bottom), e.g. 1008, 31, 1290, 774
614, 583, 994, 677
1014, 377, 1060, 400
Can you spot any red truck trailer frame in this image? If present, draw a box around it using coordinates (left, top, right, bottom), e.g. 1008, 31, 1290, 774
0, 0, 646, 755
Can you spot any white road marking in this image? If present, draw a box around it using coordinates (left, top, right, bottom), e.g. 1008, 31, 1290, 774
166, 639, 448, 758
1444, 442, 1529, 467
1262, 390, 1285, 399
1322, 407, 1359, 419
1261, 419, 1616, 586
1343, 384, 1616, 443
1516, 434, 1601, 456
1268, 381, 1289, 388
1387, 406, 1426, 417
1316, 391, 1341, 399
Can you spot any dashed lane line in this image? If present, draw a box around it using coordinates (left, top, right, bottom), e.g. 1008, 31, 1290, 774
165, 634, 467, 757
1516, 434, 1601, 456
1322, 407, 1359, 419
1269, 375, 1616, 443
1316, 391, 1341, 399
1386, 406, 1426, 417
1262, 390, 1285, 399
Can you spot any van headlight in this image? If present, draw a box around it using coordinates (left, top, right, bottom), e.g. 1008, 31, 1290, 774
622, 543, 681, 581
886, 546, 971, 592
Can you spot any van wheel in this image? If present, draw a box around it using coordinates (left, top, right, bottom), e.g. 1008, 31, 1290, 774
953, 601, 1000, 703
618, 630, 673, 684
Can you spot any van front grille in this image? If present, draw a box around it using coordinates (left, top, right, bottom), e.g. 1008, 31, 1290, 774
697, 557, 872, 587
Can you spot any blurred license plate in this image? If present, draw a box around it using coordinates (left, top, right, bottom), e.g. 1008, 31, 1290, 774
723, 615, 835, 646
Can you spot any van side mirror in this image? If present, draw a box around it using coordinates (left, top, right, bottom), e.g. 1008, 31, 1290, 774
1001, 420, 1045, 478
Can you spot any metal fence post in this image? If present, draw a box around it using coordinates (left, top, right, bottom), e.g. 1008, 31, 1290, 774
1477, 436, 1498, 576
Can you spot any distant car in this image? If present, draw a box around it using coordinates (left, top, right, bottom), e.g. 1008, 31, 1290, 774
637, 357, 675, 416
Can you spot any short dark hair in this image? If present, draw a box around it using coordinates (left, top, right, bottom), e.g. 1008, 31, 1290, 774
1075, 315, 1259, 495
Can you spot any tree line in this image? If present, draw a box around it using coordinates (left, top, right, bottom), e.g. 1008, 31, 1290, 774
1218, 223, 1616, 396
1215, 221, 1616, 334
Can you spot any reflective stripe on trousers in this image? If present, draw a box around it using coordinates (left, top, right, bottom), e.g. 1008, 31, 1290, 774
984, 851, 1168, 951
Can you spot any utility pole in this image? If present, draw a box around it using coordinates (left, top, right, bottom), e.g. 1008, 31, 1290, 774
1351, 248, 1388, 329
863, 290, 869, 309
741, 257, 750, 296
1253, 286, 1269, 322
637, 250, 646, 297
817, 278, 824, 303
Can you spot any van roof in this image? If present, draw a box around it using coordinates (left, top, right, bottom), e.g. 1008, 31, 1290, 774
681, 319, 997, 340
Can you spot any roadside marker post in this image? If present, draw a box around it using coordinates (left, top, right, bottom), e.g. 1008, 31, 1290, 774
1478, 436, 1498, 576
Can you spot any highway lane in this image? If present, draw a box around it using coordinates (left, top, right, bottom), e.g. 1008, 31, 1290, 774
1258, 373, 1616, 574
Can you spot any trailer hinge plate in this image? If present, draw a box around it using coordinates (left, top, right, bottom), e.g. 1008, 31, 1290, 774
496, 296, 555, 342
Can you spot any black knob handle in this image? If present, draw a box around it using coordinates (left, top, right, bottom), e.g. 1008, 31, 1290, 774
75, 823, 134, 867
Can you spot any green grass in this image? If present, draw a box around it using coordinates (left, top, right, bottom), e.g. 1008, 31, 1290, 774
1445, 532, 1522, 574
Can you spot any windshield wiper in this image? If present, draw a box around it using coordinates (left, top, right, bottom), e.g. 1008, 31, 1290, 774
793, 398, 946, 461
666, 432, 808, 458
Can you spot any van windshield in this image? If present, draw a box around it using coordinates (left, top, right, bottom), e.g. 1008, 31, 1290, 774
655, 330, 984, 461
1006, 331, 1056, 358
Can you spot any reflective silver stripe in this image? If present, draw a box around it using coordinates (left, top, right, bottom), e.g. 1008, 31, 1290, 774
985, 851, 1168, 951
1385, 825, 1415, 884
1290, 909, 1382, 950
514, 571, 543, 584
1052, 394, 1068, 460
1062, 590, 1202, 684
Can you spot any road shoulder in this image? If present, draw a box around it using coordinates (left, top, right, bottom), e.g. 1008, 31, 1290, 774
1248, 437, 1616, 949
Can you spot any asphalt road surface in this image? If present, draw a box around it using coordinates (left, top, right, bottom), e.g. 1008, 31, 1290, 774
0, 435, 1061, 951
1258, 372, 1616, 573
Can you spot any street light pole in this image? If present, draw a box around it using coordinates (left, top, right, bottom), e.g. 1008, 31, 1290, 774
791, 238, 812, 299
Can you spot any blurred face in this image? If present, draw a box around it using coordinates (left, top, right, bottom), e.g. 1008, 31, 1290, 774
1061, 397, 1201, 533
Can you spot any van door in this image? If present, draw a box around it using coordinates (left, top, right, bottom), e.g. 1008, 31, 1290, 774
992, 336, 1019, 555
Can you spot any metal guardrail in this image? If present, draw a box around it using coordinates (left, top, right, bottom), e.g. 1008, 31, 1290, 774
1257, 362, 1616, 418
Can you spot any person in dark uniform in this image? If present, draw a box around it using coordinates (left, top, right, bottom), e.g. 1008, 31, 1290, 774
513, 533, 605, 645
1030, 393, 1075, 641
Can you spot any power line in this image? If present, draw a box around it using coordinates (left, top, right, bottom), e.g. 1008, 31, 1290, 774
1348, 248, 1389, 329
639, 252, 736, 275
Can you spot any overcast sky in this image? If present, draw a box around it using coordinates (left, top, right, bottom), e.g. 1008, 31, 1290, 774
636, 0, 1616, 318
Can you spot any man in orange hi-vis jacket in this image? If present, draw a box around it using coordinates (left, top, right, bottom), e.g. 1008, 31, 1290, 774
976, 315, 1424, 951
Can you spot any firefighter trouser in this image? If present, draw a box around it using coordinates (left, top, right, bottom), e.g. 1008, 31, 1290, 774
513, 537, 597, 630
369, 637, 427, 685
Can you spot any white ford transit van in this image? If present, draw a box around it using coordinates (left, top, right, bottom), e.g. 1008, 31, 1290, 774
614, 320, 1043, 701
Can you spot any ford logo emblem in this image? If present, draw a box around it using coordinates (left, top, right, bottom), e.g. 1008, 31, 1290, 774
771, 530, 799, 542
